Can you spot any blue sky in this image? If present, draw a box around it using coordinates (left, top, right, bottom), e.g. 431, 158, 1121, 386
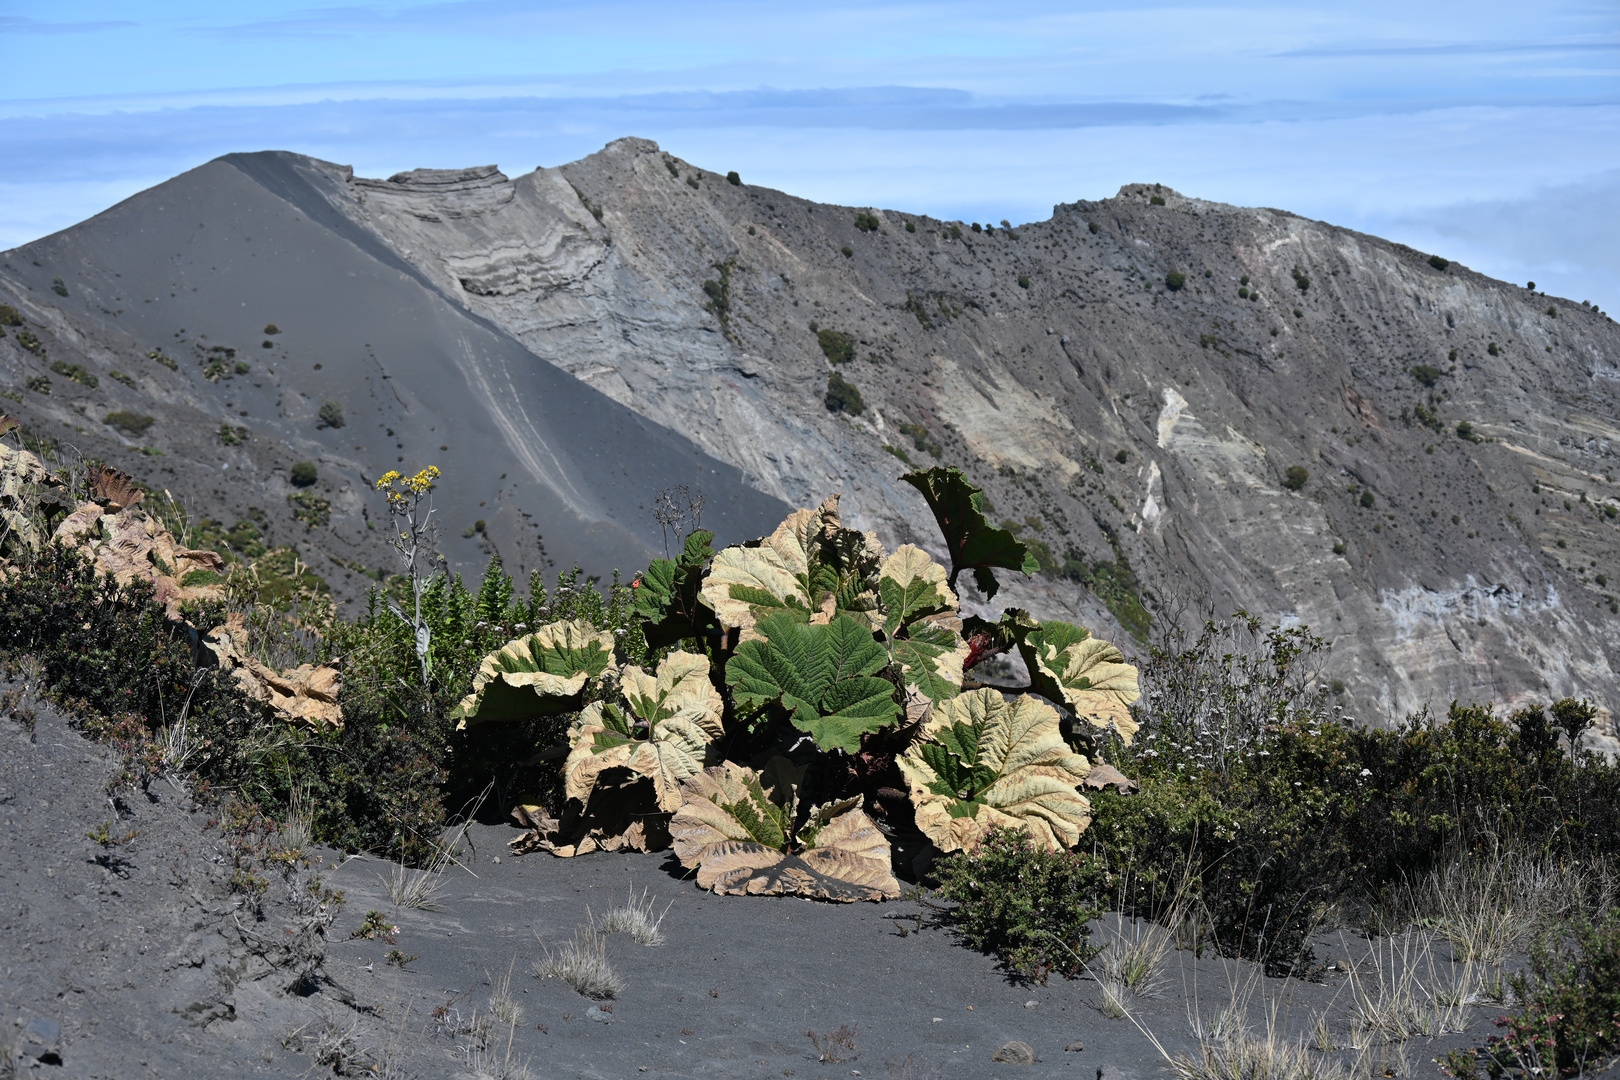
3, 1, 1618, 310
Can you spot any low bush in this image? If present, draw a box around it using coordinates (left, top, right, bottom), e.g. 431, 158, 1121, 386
317, 400, 344, 429
840, 245, 854, 258
1150, 195, 1166, 206
103, 411, 155, 437
51, 277, 68, 297
854, 212, 880, 232
0, 304, 21, 326
816, 328, 855, 365
1443, 910, 1620, 1079
1165, 271, 1185, 290
50, 361, 96, 388
1084, 614, 1620, 974
1018, 275, 1031, 289
933, 826, 1106, 982
290, 461, 318, 487
725, 171, 741, 186
1429, 254, 1451, 271
1282, 465, 1308, 491
824, 371, 864, 415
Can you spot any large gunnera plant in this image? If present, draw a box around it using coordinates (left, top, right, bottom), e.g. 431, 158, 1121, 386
453, 467, 1140, 900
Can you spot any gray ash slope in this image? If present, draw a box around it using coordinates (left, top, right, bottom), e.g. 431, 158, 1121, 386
0, 150, 790, 600
4, 139, 1620, 723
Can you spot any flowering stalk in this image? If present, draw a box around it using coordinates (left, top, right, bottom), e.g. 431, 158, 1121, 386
375, 466, 440, 686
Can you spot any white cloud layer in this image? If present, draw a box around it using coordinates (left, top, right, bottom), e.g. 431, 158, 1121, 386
1, 0, 1614, 310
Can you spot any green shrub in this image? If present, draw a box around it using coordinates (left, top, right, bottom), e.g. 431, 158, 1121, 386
1088, 221, 1100, 234
726, 171, 741, 186
147, 349, 178, 371
0, 304, 22, 326
949, 225, 962, 239
854, 212, 880, 232
287, 491, 331, 530
1149, 195, 1166, 206
1115, 448, 1129, 464
1444, 914, 1620, 1080
1429, 254, 1450, 271
1165, 270, 1185, 290
816, 328, 855, 365
1282, 465, 1308, 491
1488, 342, 1500, 356
218, 425, 247, 446
51, 276, 68, 297
24, 376, 49, 395
50, 361, 96, 388
1238, 287, 1250, 299
234, 360, 250, 375
1456, 420, 1475, 440
840, 245, 853, 258
1018, 275, 1031, 289
263, 323, 280, 335
1409, 364, 1444, 387
1547, 306, 1558, 318
971, 222, 981, 233
933, 826, 1106, 982
17, 331, 44, 355
103, 411, 155, 437
1292, 267, 1309, 292
316, 399, 344, 429
898, 422, 941, 458
1240, 275, 1250, 286
882, 444, 912, 464
905, 221, 916, 233
1359, 490, 1376, 508
824, 371, 864, 415
290, 461, 318, 487
109, 370, 137, 389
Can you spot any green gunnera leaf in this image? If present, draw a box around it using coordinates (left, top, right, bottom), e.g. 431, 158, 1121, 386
901, 466, 1038, 600
669, 759, 899, 901
725, 610, 900, 753
701, 495, 884, 640
898, 688, 1094, 853
634, 529, 717, 649
1017, 621, 1142, 743
563, 650, 724, 811
451, 619, 618, 727
876, 544, 968, 703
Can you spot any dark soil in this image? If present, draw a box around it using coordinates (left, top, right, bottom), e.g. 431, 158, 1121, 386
2, 692, 1513, 1079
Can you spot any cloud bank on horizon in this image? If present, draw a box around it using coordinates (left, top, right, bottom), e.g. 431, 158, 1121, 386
2, 0, 1617, 310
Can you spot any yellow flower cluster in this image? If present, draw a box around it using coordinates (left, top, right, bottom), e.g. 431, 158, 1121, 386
375, 465, 439, 504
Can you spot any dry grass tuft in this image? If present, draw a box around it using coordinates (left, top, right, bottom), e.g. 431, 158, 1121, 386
594, 886, 671, 946
1343, 931, 1479, 1046
534, 924, 624, 1000
487, 958, 523, 1029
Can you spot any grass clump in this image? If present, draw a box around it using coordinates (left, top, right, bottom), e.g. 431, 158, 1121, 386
535, 924, 624, 999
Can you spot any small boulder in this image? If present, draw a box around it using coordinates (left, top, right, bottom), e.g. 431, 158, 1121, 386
992, 1041, 1036, 1064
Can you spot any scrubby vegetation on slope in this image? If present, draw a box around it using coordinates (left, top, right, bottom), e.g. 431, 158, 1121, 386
2, 425, 1616, 1074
